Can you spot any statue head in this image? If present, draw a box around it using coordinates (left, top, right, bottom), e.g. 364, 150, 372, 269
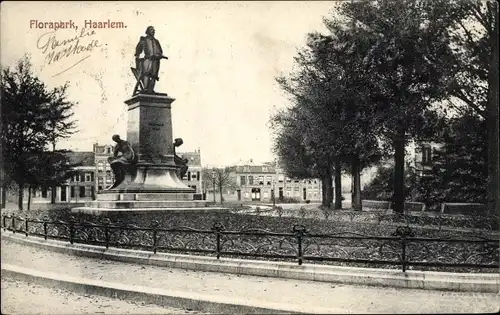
174, 138, 184, 147
145, 26, 155, 37
112, 134, 121, 143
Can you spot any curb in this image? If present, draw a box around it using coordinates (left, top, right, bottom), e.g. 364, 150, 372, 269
1, 264, 339, 314
2, 232, 499, 293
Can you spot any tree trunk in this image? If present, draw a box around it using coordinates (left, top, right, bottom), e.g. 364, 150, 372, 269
486, 1, 499, 217
321, 177, 328, 207
1, 185, 6, 209
334, 158, 342, 209
326, 170, 334, 208
212, 181, 216, 203
352, 157, 362, 211
392, 128, 405, 214
51, 184, 56, 204
18, 182, 24, 211
219, 183, 223, 204
27, 185, 32, 211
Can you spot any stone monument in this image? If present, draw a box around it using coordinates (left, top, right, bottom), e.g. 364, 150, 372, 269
74, 26, 221, 213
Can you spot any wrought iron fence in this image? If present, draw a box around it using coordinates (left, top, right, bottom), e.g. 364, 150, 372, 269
2, 214, 498, 272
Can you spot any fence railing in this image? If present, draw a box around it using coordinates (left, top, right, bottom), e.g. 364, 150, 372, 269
2, 214, 498, 272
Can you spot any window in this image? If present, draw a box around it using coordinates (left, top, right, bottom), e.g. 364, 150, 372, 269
240, 176, 246, 186
422, 145, 432, 165
266, 176, 272, 185
107, 147, 111, 154
259, 176, 264, 185
244, 192, 249, 198
79, 186, 86, 197
85, 173, 91, 182
278, 175, 284, 182
41, 187, 48, 198
98, 186, 102, 191
70, 187, 75, 197
248, 176, 254, 185
187, 171, 191, 181
263, 192, 269, 198
197, 172, 200, 181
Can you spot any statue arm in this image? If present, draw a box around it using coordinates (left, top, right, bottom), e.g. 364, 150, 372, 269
135, 37, 144, 58
157, 39, 168, 59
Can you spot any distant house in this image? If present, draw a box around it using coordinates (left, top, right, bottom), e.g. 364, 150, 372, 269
232, 162, 322, 202
179, 149, 203, 194
413, 141, 444, 177
93, 143, 115, 192
15, 151, 96, 205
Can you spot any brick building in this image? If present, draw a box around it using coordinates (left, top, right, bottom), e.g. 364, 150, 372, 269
232, 161, 322, 202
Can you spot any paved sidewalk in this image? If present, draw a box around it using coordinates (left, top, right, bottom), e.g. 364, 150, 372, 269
1, 239, 499, 314
1, 277, 205, 314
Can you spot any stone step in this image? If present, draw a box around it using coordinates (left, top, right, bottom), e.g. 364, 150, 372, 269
83, 200, 211, 209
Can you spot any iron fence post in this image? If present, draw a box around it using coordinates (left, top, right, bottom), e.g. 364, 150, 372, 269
12, 216, 15, 234
151, 220, 159, 254
392, 226, 414, 272
211, 222, 225, 259
69, 216, 75, 244
293, 225, 307, 265
401, 237, 407, 272
3, 215, 6, 231
43, 216, 48, 240
103, 218, 110, 249
25, 215, 29, 237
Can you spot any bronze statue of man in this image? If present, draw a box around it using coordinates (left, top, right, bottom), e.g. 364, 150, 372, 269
107, 135, 137, 189
134, 26, 168, 94
173, 138, 189, 179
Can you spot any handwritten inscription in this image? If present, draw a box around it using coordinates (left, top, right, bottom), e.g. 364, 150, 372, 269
36, 28, 102, 76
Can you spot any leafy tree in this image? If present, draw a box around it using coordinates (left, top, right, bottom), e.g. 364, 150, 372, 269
415, 113, 488, 209
272, 10, 386, 210
447, 0, 498, 214
1, 55, 77, 210
335, 0, 467, 213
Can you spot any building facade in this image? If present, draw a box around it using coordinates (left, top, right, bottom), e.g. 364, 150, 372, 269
179, 149, 203, 194
232, 162, 322, 203
413, 141, 444, 177
93, 143, 116, 192
23, 151, 96, 204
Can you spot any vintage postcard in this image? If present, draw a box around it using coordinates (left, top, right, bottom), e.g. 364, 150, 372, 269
1, 1, 499, 314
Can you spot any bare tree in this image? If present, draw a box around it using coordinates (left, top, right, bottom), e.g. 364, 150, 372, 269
202, 167, 237, 204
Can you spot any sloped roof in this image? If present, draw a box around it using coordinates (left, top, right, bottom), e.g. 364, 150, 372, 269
179, 151, 201, 166
234, 165, 276, 174
64, 151, 95, 167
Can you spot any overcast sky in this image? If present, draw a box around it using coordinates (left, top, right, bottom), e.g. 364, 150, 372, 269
1, 1, 337, 166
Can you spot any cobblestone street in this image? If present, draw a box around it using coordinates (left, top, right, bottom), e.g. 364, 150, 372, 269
1, 278, 205, 314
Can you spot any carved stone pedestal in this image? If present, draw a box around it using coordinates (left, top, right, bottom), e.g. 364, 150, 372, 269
75, 93, 213, 214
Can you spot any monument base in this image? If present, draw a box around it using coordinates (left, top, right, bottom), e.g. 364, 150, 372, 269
108, 163, 194, 193
71, 206, 232, 215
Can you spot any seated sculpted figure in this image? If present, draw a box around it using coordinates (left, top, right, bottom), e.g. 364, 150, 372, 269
107, 135, 138, 189
173, 138, 188, 179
